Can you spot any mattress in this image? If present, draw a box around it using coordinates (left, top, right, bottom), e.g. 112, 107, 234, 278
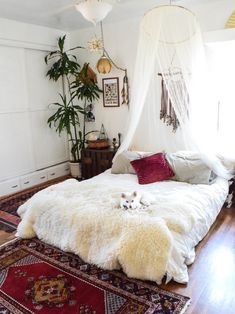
16, 169, 228, 284
89, 170, 229, 283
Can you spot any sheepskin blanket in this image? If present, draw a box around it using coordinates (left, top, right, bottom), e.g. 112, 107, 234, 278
17, 179, 196, 284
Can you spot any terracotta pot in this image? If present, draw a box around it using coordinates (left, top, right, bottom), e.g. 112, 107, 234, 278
69, 162, 81, 179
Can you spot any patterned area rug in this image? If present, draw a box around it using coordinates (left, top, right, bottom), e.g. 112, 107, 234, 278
0, 238, 190, 314
0, 176, 71, 233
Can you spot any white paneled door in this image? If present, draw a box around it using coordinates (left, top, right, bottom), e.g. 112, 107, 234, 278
25, 49, 62, 111
30, 110, 68, 169
25, 49, 68, 170
0, 45, 68, 182
0, 46, 28, 114
0, 112, 35, 180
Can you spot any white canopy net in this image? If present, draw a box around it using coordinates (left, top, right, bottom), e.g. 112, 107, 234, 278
116, 5, 230, 178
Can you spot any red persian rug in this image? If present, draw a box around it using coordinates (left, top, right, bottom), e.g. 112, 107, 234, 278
0, 238, 190, 314
0, 176, 71, 232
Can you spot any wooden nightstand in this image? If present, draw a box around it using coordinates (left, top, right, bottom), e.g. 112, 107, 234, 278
81, 148, 116, 179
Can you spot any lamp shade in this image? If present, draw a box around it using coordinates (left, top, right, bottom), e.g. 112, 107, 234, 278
96, 55, 112, 74
75, 0, 112, 25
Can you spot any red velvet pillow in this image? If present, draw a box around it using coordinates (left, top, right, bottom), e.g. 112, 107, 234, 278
130, 153, 174, 184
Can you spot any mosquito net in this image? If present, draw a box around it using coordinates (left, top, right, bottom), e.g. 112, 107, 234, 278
116, 5, 229, 178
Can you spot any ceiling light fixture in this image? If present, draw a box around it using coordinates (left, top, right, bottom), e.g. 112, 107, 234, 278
75, 0, 112, 25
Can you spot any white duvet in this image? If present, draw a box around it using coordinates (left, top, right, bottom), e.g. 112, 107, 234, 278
16, 170, 228, 284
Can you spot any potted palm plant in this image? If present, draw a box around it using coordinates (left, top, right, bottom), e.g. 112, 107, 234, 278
45, 35, 83, 177
45, 35, 102, 178
71, 63, 102, 152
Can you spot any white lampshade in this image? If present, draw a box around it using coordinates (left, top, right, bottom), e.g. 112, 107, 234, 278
75, 0, 112, 25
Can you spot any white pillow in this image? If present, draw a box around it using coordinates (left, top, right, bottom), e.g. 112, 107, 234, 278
111, 151, 152, 174
165, 151, 216, 184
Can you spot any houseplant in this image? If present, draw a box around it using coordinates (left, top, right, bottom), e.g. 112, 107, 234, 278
45, 35, 102, 178
71, 62, 102, 151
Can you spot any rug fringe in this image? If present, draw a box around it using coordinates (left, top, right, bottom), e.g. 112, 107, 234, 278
180, 298, 191, 314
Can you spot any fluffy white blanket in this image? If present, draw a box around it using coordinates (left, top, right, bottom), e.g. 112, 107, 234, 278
17, 178, 200, 284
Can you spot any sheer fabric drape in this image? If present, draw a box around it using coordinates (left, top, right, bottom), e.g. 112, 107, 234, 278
115, 5, 229, 178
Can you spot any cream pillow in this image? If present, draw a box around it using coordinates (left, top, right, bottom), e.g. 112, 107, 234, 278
111, 151, 152, 174
165, 152, 216, 184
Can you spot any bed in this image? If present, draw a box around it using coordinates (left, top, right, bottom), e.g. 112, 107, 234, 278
16, 169, 228, 284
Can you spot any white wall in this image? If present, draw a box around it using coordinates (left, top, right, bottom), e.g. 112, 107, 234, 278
70, 18, 139, 142
70, 0, 235, 144
0, 18, 69, 182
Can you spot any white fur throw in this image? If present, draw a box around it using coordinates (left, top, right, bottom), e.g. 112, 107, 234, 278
17, 179, 197, 283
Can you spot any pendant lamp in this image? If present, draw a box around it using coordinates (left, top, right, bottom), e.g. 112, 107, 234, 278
96, 55, 112, 74
75, 0, 112, 25
95, 22, 130, 106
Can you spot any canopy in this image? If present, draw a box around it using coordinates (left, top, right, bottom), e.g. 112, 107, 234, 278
116, 5, 230, 178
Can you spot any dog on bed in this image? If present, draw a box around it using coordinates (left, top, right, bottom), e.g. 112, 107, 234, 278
120, 191, 152, 210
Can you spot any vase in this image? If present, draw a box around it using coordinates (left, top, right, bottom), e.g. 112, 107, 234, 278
69, 162, 82, 179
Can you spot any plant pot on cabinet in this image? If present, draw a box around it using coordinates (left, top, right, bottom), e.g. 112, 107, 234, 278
69, 162, 82, 179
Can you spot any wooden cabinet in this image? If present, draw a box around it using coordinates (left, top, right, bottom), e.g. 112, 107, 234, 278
82, 148, 116, 179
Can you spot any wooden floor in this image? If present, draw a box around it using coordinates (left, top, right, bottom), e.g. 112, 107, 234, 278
1, 206, 235, 313
162, 206, 235, 314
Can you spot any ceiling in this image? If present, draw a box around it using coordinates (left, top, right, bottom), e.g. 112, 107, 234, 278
0, 0, 226, 31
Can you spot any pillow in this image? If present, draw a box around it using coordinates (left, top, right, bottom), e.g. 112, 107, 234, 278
165, 152, 216, 184
111, 151, 151, 174
130, 153, 174, 184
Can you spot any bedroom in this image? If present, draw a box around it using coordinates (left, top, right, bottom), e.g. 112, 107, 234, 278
0, 0, 235, 313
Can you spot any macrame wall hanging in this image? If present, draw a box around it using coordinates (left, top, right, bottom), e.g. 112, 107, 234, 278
159, 74, 179, 132
159, 70, 190, 133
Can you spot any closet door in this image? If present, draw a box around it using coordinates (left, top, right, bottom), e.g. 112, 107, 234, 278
0, 47, 34, 181
25, 49, 69, 169
30, 110, 68, 169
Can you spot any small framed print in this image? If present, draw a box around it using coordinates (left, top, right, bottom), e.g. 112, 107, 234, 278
102, 77, 120, 107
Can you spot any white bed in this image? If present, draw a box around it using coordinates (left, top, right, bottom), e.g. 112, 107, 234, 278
16, 169, 228, 284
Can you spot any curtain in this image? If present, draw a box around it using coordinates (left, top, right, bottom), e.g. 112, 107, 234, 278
115, 5, 230, 178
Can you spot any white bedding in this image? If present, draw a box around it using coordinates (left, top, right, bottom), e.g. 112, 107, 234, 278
16, 170, 228, 284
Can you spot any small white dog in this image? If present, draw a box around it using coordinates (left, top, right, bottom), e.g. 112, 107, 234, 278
120, 191, 152, 210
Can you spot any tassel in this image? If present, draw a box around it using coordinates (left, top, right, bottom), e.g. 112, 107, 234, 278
121, 70, 130, 106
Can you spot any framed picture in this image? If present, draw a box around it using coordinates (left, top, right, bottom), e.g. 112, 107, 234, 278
102, 77, 120, 107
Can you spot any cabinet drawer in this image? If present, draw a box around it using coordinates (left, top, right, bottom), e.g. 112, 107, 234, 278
20, 174, 36, 189
34, 170, 48, 184
47, 163, 70, 180
0, 178, 21, 197
20, 170, 48, 189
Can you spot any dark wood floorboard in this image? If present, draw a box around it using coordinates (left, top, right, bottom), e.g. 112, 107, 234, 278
1, 206, 235, 313
0, 230, 16, 246
161, 207, 235, 314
